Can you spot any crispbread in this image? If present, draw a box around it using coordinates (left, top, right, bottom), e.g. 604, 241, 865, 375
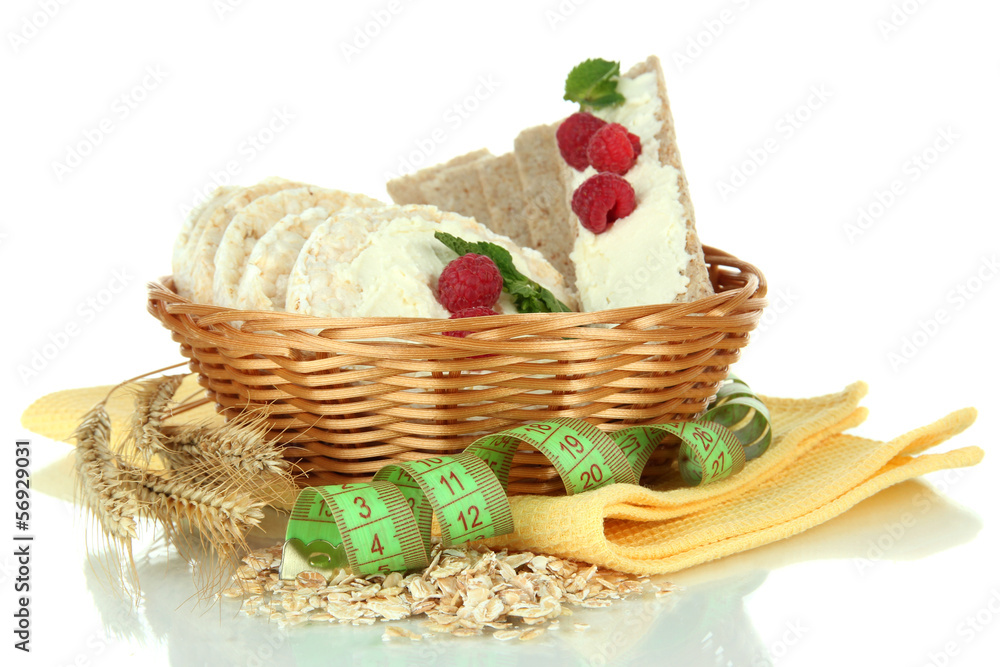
286, 204, 576, 318
621, 55, 713, 301
475, 152, 534, 250
512, 124, 574, 282
234, 208, 335, 311
557, 56, 713, 309
213, 186, 381, 308
380, 57, 713, 309
186, 177, 305, 304
388, 147, 569, 282
284, 209, 384, 318
386, 148, 492, 206
172, 185, 238, 299
419, 159, 494, 228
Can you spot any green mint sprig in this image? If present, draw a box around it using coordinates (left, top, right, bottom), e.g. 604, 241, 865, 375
563, 58, 625, 110
434, 232, 573, 314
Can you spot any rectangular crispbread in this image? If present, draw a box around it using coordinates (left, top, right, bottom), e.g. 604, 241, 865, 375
381, 55, 712, 306
620, 55, 713, 301
417, 158, 495, 227
513, 124, 575, 283
475, 152, 534, 251
386, 148, 492, 206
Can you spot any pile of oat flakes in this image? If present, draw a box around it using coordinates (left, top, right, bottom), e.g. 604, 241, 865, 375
222, 542, 673, 641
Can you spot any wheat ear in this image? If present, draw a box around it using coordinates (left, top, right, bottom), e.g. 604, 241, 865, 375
159, 409, 288, 477
73, 367, 294, 598
124, 467, 266, 556
127, 374, 186, 462
73, 403, 139, 541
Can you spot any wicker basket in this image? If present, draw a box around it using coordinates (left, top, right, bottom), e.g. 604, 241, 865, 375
148, 246, 766, 494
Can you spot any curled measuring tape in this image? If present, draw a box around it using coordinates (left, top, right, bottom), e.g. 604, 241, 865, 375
280, 375, 771, 580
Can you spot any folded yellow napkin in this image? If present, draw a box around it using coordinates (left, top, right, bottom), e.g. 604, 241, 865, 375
21, 378, 983, 575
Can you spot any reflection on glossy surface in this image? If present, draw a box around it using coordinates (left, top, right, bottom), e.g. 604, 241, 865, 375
655, 571, 770, 667
72, 476, 979, 667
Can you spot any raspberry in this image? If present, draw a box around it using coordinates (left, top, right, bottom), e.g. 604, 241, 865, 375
586, 123, 640, 175
443, 306, 499, 338
628, 131, 642, 157
556, 112, 607, 171
437, 254, 503, 313
571, 173, 636, 234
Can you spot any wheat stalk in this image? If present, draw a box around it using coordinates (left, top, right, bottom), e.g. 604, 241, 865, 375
159, 410, 288, 477
158, 408, 297, 508
73, 369, 297, 598
73, 403, 139, 541
127, 374, 186, 462
124, 467, 265, 551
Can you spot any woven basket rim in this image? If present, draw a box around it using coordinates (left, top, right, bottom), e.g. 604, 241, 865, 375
148, 245, 767, 334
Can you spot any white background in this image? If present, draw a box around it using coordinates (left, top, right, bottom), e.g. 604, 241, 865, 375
2, 0, 998, 665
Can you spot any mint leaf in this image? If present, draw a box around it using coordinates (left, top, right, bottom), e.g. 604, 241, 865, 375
433, 231, 520, 279
434, 231, 572, 314
564, 58, 625, 110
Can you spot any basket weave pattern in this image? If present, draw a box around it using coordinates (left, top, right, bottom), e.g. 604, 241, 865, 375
148, 247, 766, 494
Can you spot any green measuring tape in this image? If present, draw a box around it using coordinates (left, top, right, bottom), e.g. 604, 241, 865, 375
280, 376, 771, 580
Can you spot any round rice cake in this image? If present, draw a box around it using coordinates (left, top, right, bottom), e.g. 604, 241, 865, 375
285, 204, 577, 318
171, 185, 238, 299
186, 177, 306, 304
234, 207, 335, 311
213, 187, 381, 308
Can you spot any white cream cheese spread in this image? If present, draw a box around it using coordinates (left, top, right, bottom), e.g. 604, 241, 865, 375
568, 72, 693, 312
286, 205, 576, 319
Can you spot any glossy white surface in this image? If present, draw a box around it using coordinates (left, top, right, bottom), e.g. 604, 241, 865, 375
13, 447, 996, 667
3, 0, 998, 665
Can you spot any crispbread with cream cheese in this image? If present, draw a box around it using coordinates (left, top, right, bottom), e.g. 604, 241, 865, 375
285, 204, 576, 319
618, 55, 713, 302
560, 57, 712, 310
388, 148, 567, 281
379, 56, 713, 311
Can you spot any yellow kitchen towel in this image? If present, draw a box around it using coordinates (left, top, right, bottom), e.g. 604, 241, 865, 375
21, 375, 223, 444
21, 377, 983, 575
